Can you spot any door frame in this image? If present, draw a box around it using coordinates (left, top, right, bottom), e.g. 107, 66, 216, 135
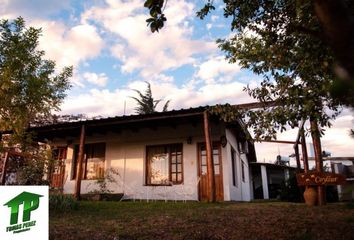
197, 142, 224, 201
50, 147, 67, 190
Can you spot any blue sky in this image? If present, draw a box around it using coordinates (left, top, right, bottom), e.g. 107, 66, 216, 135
1, 0, 353, 161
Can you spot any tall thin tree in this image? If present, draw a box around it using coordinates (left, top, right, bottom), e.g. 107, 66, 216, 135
131, 82, 170, 114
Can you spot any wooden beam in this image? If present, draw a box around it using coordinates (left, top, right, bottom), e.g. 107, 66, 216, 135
300, 128, 309, 173
1, 151, 9, 185
74, 124, 86, 200
232, 101, 277, 110
308, 157, 354, 161
203, 111, 216, 202
258, 140, 297, 144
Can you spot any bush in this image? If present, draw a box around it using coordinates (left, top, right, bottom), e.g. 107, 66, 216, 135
280, 174, 304, 202
49, 194, 79, 212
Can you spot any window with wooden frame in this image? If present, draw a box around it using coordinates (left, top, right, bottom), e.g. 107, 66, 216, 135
199, 143, 222, 175
72, 142, 105, 180
146, 144, 183, 185
231, 147, 238, 187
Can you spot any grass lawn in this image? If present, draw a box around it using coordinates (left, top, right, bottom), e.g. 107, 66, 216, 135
50, 201, 354, 240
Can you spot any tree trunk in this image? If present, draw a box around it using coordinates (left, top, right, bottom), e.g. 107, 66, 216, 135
310, 119, 326, 205
294, 144, 301, 171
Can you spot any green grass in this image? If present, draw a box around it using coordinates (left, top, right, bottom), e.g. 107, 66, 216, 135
50, 201, 354, 240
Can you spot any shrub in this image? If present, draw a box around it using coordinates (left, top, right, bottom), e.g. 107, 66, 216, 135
280, 174, 303, 202
87, 167, 120, 194
49, 194, 79, 212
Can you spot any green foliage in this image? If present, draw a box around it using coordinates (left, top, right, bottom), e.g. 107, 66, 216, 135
16, 156, 49, 185
88, 168, 120, 194
325, 185, 339, 203
196, 0, 215, 20
345, 201, 354, 210
0, 17, 72, 142
4, 144, 55, 185
49, 194, 79, 212
213, 1, 341, 140
131, 82, 170, 114
144, 0, 167, 32
0, 17, 72, 184
280, 174, 303, 202
144, 1, 352, 140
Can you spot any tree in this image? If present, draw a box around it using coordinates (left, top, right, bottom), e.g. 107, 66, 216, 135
0, 17, 72, 185
0, 17, 72, 145
144, 0, 354, 107
144, 1, 351, 205
145, 1, 342, 137
131, 82, 170, 114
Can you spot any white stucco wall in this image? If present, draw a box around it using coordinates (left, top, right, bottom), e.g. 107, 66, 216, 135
53, 122, 222, 201
225, 128, 251, 201
51, 122, 252, 201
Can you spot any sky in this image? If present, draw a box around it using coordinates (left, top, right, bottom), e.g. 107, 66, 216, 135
1, 0, 353, 163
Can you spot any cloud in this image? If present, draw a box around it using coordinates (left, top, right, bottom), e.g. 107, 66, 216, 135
60, 87, 139, 117
211, 15, 219, 22
81, 0, 216, 78
59, 79, 253, 116
320, 109, 354, 156
33, 21, 104, 70
195, 56, 241, 84
0, 0, 71, 19
82, 72, 108, 87
254, 109, 354, 162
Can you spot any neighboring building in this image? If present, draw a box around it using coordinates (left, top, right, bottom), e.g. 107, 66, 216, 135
249, 158, 354, 201
250, 162, 296, 200
329, 158, 354, 201
5, 107, 256, 202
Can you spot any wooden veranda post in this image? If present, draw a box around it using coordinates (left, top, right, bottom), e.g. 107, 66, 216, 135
203, 111, 216, 202
74, 124, 86, 200
1, 151, 9, 185
300, 128, 309, 173
310, 120, 326, 206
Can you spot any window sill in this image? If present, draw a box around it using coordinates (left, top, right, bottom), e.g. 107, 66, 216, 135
145, 183, 173, 186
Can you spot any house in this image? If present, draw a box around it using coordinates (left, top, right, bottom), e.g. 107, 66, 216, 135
250, 162, 296, 200
2, 106, 257, 202
329, 158, 354, 201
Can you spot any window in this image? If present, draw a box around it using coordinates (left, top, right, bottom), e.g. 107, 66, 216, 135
146, 144, 183, 185
231, 147, 238, 187
241, 161, 245, 182
200, 144, 222, 175
72, 143, 105, 180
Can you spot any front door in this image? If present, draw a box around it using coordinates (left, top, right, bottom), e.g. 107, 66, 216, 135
198, 143, 224, 201
50, 147, 67, 189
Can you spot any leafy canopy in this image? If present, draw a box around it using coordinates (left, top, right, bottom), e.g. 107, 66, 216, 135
0, 17, 72, 141
144, 0, 347, 140
131, 82, 170, 114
